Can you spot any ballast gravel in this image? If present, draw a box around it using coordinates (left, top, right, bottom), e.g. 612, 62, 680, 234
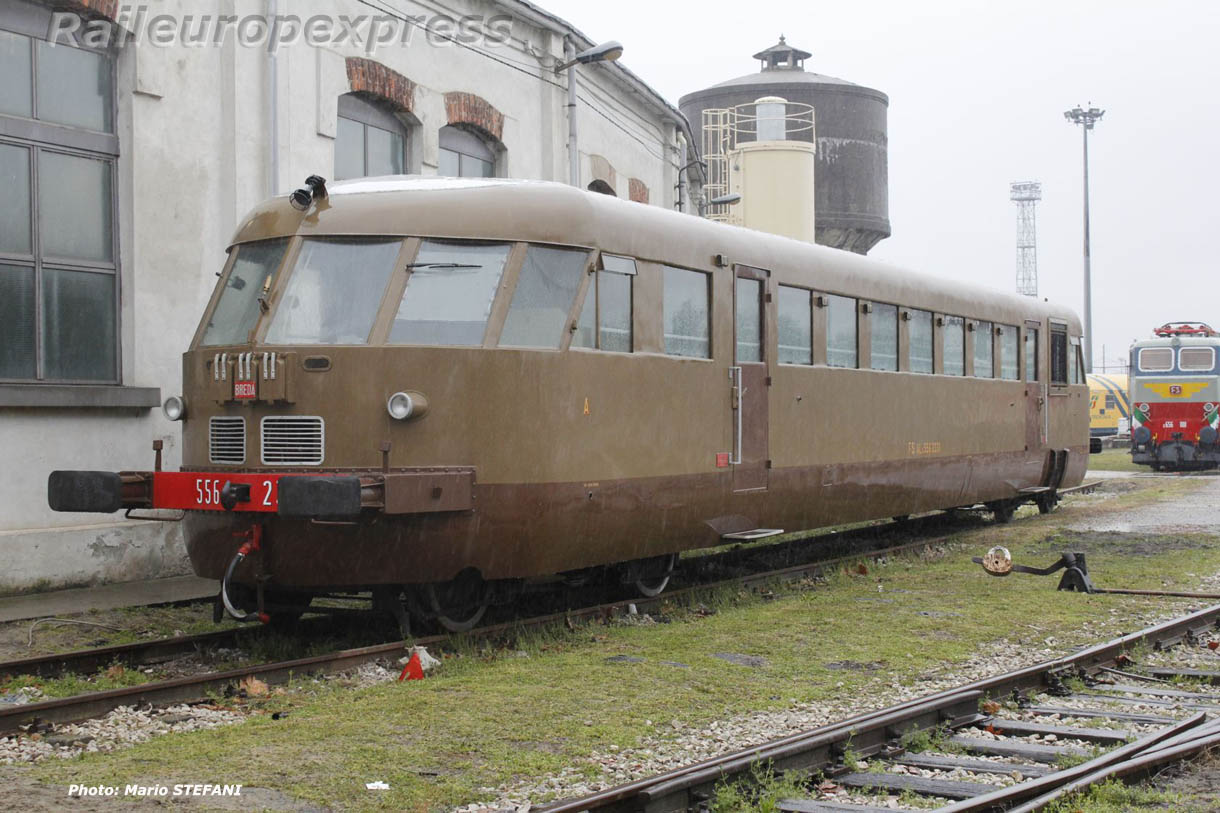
451, 600, 1217, 812
0, 702, 244, 765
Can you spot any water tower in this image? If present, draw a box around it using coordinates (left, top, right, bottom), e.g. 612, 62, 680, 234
680, 37, 890, 253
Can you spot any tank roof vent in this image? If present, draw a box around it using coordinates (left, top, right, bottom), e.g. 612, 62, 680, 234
753, 35, 812, 72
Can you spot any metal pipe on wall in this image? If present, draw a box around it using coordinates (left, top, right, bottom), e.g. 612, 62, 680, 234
565, 39, 578, 187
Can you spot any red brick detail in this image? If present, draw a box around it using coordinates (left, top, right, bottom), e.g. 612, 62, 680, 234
443, 92, 504, 142
345, 57, 416, 114
628, 178, 650, 204
55, 0, 119, 22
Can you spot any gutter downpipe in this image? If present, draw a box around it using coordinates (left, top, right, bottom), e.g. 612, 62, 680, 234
565, 39, 578, 187
268, 0, 279, 197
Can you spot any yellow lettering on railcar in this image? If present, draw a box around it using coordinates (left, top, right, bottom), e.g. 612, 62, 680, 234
907, 441, 942, 456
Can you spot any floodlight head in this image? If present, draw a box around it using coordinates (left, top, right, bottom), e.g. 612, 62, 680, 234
709, 193, 742, 206
556, 40, 624, 72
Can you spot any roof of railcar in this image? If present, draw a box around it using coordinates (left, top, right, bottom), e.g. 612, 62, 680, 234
231, 177, 1081, 330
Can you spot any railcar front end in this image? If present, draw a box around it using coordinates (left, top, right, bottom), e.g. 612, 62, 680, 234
1129, 323, 1220, 471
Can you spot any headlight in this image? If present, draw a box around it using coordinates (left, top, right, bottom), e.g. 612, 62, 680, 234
162, 395, 187, 421
387, 391, 414, 420
387, 391, 429, 421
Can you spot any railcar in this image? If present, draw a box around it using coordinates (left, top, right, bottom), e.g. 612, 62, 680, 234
49, 177, 1091, 630
1087, 373, 1131, 438
1129, 322, 1220, 471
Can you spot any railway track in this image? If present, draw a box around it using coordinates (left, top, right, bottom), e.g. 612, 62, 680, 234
0, 483, 1111, 739
535, 605, 1220, 812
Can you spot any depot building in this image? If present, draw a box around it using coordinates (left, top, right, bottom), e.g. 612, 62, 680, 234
0, 0, 696, 593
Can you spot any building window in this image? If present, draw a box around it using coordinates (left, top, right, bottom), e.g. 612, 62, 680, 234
998, 324, 1019, 380
663, 266, 710, 358
908, 309, 933, 374
974, 320, 994, 378
826, 294, 857, 368
574, 254, 634, 352
500, 245, 589, 349
777, 285, 812, 365
943, 316, 965, 376
870, 302, 898, 371
1025, 327, 1038, 382
334, 94, 409, 180
0, 21, 118, 383
438, 125, 496, 177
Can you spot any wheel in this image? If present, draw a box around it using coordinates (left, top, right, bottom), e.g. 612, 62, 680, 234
1036, 494, 1058, 515
634, 554, 677, 598
264, 591, 312, 630
991, 502, 1015, 524
420, 569, 489, 633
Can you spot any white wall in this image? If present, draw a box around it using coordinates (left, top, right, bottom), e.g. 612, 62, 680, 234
0, 0, 683, 594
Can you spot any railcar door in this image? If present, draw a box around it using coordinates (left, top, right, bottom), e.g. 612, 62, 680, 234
731, 266, 770, 491
1024, 320, 1045, 452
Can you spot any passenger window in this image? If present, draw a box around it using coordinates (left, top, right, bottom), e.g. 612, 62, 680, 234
1050, 327, 1068, 384
663, 266, 710, 358
998, 324, 1018, 380
1105, 394, 1117, 409
870, 302, 898, 371
943, 315, 965, 376
735, 277, 763, 362
1024, 328, 1038, 382
389, 241, 511, 346
908, 309, 933, 374
202, 239, 290, 347
1070, 337, 1084, 384
826, 294, 857, 368
265, 237, 400, 345
1179, 347, 1215, 371
573, 253, 634, 352
974, 321, 994, 378
777, 285, 812, 365
501, 245, 589, 348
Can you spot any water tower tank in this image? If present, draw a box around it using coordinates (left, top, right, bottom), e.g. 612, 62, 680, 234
680, 37, 890, 254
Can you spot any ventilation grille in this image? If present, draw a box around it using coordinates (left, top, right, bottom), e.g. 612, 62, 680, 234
209, 417, 246, 464
261, 416, 325, 466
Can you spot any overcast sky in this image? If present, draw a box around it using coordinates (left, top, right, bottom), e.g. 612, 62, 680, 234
543, 0, 1220, 373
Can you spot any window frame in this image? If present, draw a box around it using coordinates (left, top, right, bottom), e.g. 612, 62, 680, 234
1178, 346, 1216, 372
573, 252, 636, 354
1049, 322, 1070, 386
942, 314, 966, 376
0, 15, 119, 385
438, 124, 498, 178
906, 308, 934, 374
662, 264, 712, 360
869, 301, 899, 372
335, 93, 412, 180
824, 292, 859, 369
1136, 347, 1174, 373
777, 283, 813, 366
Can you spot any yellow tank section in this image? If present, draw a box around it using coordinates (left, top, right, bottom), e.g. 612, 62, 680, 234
729, 140, 818, 242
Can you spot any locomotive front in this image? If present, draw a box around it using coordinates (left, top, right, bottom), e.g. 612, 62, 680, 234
48, 177, 588, 629
1129, 322, 1220, 471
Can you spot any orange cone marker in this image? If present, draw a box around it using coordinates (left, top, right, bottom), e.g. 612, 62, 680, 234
399, 651, 425, 681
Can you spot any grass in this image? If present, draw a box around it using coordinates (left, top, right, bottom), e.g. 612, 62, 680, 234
20, 477, 1220, 811
1043, 778, 1188, 812
709, 762, 811, 813
1087, 447, 1145, 472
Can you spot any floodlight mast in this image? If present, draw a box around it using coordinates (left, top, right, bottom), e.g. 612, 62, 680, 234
1064, 105, 1104, 373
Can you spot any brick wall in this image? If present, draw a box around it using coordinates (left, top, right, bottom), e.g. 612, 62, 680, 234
345, 57, 416, 113
443, 91, 504, 142
628, 178, 650, 204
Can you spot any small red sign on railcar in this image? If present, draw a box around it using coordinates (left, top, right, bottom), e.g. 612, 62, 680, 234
234, 380, 256, 399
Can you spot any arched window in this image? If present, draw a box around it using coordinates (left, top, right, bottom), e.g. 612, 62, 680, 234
438, 125, 496, 178
334, 94, 410, 180
587, 180, 616, 196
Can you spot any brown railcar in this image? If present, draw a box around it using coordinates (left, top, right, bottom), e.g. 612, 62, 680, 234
49, 177, 1090, 629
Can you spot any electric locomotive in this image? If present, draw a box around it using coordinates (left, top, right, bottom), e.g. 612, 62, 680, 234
1130, 322, 1220, 471
48, 177, 1093, 631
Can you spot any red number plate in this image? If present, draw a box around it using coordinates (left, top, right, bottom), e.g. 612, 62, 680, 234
153, 472, 281, 512
234, 380, 257, 399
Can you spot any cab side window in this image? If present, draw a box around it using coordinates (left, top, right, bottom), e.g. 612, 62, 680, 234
1050, 326, 1069, 385
573, 254, 634, 352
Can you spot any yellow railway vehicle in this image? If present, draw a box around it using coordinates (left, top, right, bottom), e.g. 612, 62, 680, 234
1087, 373, 1131, 437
